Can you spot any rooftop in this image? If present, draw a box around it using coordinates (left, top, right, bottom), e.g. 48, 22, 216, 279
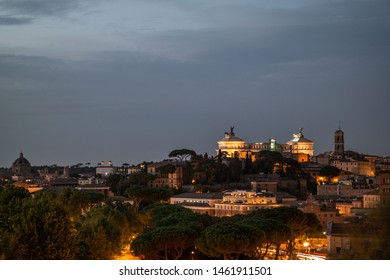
172, 192, 223, 200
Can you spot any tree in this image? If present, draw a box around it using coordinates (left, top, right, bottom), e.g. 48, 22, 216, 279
229, 155, 242, 182
132, 205, 216, 260
137, 203, 192, 229
0, 185, 31, 231
126, 172, 155, 186
236, 217, 291, 259
1, 192, 76, 259
248, 207, 321, 259
243, 151, 253, 174
157, 164, 176, 174
56, 188, 88, 220
106, 174, 125, 195
196, 222, 257, 260
319, 165, 341, 181
132, 225, 198, 260
76, 202, 135, 260
125, 185, 173, 213
193, 154, 218, 184
169, 149, 197, 161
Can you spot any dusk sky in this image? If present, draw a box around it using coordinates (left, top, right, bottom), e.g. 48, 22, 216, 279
1, 0, 389, 167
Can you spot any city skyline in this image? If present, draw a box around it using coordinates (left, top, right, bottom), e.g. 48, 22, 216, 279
1, 0, 389, 167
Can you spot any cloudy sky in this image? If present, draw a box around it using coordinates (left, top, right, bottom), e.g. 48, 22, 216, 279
0, 0, 389, 167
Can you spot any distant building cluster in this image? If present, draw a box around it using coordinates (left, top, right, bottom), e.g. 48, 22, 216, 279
1, 125, 390, 259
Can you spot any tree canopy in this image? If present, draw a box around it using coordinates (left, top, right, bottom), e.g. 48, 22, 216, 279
125, 185, 173, 213
169, 149, 197, 161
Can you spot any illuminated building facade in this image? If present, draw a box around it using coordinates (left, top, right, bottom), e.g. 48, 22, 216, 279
216, 127, 314, 161
214, 190, 279, 217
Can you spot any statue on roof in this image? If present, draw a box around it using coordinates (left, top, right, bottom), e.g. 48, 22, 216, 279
293, 128, 304, 138
230, 126, 235, 135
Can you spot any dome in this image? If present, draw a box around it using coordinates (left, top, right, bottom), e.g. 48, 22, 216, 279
287, 128, 313, 143
12, 152, 31, 166
218, 127, 245, 142
219, 135, 245, 142
12, 152, 32, 176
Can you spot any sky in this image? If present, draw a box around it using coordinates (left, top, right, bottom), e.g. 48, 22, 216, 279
0, 0, 389, 167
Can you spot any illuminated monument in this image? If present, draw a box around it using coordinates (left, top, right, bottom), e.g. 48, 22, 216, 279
217, 127, 314, 162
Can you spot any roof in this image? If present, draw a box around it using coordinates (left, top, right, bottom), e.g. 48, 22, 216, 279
218, 135, 245, 142
52, 177, 78, 183
287, 128, 313, 143
77, 184, 109, 189
180, 202, 213, 208
172, 192, 223, 199
287, 136, 313, 143
12, 152, 31, 166
363, 189, 380, 195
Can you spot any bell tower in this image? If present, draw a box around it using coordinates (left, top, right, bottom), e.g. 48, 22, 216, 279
334, 124, 345, 159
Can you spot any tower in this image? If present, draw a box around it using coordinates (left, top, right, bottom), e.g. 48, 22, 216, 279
334, 126, 345, 159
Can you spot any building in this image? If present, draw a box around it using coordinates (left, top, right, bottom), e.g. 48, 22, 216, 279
251, 178, 278, 194
331, 128, 345, 159
214, 190, 279, 217
332, 158, 374, 177
148, 162, 184, 189
96, 161, 116, 177
76, 184, 113, 197
362, 172, 390, 208
327, 222, 382, 258
301, 161, 325, 178
11, 152, 32, 177
216, 127, 314, 162
298, 195, 343, 230
50, 177, 79, 188
285, 128, 314, 158
317, 183, 374, 198
326, 127, 376, 176
12, 180, 43, 193
170, 192, 223, 215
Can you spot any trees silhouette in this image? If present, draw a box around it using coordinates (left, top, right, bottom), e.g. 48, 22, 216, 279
0, 186, 324, 260
169, 149, 197, 161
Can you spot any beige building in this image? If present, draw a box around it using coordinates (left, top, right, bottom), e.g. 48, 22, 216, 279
96, 161, 116, 177
331, 158, 375, 177
148, 162, 184, 189
170, 192, 223, 215
285, 128, 314, 157
76, 184, 113, 197
251, 179, 278, 194
299, 195, 343, 230
362, 172, 390, 208
335, 201, 357, 217
215, 190, 279, 217
317, 183, 374, 198
216, 127, 314, 161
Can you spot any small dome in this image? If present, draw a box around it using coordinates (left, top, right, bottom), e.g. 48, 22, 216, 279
218, 127, 245, 142
287, 128, 313, 143
219, 135, 245, 142
12, 152, 31, 166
